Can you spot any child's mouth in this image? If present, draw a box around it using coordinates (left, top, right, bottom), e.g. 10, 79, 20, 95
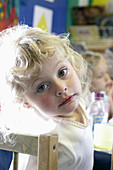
106, 83, 112, 89
59, 94, 77, 107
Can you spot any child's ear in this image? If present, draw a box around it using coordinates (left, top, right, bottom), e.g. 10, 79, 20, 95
23, 101, 32, 109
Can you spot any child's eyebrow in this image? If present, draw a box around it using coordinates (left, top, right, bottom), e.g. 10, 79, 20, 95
31, 78, 43, 87
56, 59, 67, 66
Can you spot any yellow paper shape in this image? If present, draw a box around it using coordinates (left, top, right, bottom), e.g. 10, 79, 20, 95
37, 13, 48, 32
92, 0, 108, 5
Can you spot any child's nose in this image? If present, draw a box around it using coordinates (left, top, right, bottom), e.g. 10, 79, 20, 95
104, 73, 110, 81
56, 87, 68, 96
55, 81, 68, 96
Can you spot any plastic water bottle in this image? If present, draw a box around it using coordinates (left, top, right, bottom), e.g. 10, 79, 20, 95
100, 91, 110, 119
87, 92, 108, 131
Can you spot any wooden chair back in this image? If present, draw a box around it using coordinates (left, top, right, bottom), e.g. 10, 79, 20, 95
0, 132, 58, 170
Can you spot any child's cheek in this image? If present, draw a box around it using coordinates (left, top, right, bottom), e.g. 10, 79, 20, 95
41, 97, 53, 108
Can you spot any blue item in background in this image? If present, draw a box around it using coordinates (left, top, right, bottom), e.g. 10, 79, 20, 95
93, 150, 111, 170
0, 150, 13, 170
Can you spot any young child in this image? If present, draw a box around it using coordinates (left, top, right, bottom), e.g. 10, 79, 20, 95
82, 51, 113, 120
0, 25, 94, 170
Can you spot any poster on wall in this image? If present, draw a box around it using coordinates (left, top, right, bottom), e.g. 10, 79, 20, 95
0, 0, 19, 32
33, 5, 53, 32
19, 0, 68, 34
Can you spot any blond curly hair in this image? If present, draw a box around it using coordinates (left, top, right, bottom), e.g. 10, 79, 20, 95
0, 25, 91, 102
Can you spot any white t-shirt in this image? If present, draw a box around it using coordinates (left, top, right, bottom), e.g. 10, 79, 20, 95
9, 101, 94, 170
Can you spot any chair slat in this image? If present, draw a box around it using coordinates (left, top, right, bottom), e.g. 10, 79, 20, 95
13, 152, 19, 170
38, 134, 58, 170
0, 132, 38, 156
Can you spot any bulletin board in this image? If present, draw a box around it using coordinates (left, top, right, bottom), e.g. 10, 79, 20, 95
19, 0, 68, 34
0, 0, 19, 31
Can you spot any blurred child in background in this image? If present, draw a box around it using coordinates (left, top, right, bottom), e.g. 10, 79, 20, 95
82, 51, 113, 120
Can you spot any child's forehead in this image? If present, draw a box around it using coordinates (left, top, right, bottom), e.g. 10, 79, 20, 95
94, 59, 108, 72
98, 57, 106, 65
28, 54, 67, 75
41, 53, 67, 67
86, 54, 104, 66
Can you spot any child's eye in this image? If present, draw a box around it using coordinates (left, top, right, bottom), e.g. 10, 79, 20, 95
58, 68, 67, 78
36, 84, 48, 93
97, 73, 105, 79
97, 75, 103, 79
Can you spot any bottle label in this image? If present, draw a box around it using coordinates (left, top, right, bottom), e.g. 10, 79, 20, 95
92, 117, 104, 131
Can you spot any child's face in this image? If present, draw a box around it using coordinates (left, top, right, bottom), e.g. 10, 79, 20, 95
24, 54, 82, 117
90, 59, 112, 93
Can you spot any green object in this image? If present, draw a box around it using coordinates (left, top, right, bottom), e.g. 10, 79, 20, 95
66, 0, 79, 29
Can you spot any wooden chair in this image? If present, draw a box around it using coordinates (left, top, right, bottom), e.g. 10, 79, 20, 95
0, 132, 58, 170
